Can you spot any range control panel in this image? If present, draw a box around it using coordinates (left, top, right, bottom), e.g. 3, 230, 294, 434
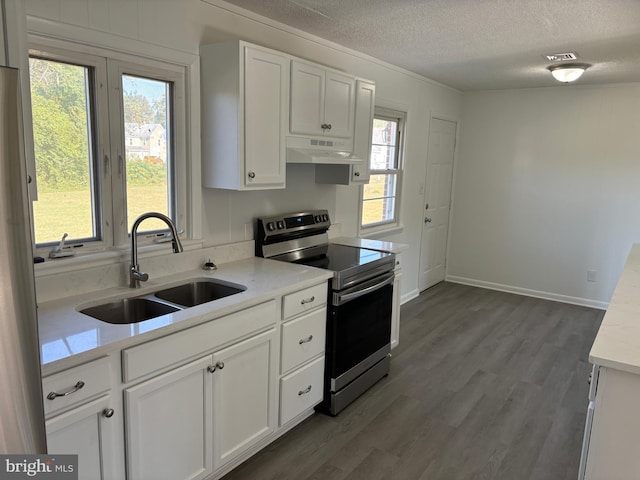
256, 210, 331, 251
258, 209, 330, 234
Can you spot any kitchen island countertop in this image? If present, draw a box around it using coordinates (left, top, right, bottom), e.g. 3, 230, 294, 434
590, 243, 640, 374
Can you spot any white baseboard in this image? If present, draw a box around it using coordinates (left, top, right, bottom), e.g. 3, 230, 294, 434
445, 275, 608, 310
400, 289, 419, 305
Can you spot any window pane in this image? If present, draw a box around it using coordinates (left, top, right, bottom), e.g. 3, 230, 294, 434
362, 174, 397, 226
362, 197, 396, 226
122, 75, 172, 233
29, 58, 97, 245
371, 117, 398, 169
363, 174, 397, 200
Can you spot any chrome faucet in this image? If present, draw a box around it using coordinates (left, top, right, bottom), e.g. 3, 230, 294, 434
130, 212, 183, 288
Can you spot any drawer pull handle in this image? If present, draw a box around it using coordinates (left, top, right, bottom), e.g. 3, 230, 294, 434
103, 408, 115, 418
298, 385, 312, 396
300, 296, 315, 305
299, 335, 313, 345
207, 361, 225, 373
47, 381, 85, 400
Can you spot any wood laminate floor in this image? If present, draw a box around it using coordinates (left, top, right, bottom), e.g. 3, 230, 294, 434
223, 282, 604, 480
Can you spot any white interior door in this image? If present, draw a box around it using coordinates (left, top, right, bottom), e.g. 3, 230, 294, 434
419, 118, 457, 291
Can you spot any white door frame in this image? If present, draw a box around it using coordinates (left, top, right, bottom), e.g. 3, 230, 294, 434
418, 113, 459, 291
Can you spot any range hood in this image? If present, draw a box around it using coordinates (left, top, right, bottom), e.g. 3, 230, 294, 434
286, 136, 363, 164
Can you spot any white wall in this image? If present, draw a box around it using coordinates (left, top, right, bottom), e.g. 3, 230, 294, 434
448, 83, 640, 308
21, 0, 463, 300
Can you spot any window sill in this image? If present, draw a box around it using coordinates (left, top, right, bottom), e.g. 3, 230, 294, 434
34, 238, 204, 278
357, 223, 404, 239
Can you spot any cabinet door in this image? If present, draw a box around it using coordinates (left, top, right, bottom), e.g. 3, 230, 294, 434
324, 72, 355, 138
290, 61, 325, 136
212, 329, 277, 469
244, 47, 288, 188
351, 80, 375, 183
46, 394, 121, 480
125, 356, 213, 480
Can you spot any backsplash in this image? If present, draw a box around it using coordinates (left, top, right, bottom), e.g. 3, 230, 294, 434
35, 240, 255, 304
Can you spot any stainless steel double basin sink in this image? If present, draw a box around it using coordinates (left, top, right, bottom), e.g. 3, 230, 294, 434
79, 279, 246, 324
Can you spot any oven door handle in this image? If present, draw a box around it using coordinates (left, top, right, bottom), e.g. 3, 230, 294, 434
334, 272, 395, 306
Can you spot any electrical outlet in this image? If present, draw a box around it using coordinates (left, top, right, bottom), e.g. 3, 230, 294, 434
587, 270, 597, 282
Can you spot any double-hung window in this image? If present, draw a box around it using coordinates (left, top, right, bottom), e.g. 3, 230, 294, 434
28, 42, 186, 252
360, 108, 405, 232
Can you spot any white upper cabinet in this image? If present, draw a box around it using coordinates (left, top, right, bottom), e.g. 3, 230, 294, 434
201, 41, 288, 190
351, 80, 376, 183
315, 79, 376, 185
290, 60, 355, 139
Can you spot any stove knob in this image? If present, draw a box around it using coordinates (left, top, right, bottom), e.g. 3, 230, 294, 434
267, 222, 276, 231
277, 221, 285, 229
322, 214, 329, 222
314, 215, 321, 223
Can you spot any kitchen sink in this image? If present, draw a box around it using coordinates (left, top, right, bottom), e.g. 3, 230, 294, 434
80, 297, 181, 324
153, 279, 246, 307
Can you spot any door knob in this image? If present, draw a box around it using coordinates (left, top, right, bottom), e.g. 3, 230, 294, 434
424, 217, 432, 223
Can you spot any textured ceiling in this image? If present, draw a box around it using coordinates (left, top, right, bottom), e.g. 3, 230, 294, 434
217, 0, 640, 90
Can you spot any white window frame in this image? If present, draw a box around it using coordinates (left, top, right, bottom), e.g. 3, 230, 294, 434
28, 39, 188, 256
358, 107, 405, 236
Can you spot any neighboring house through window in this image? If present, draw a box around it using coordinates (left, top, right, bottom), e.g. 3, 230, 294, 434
360, 108, 405, 232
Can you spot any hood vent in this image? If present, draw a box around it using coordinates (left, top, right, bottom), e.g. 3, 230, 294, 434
286, 136, 363, 165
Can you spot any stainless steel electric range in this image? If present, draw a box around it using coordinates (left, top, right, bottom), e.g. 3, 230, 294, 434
256, 209, 395, 415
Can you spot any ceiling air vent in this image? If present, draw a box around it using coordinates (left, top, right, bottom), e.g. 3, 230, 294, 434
545, 52, 578, 62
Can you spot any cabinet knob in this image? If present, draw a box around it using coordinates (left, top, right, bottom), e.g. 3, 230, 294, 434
247, 171, 256, 179
207, 361, 225, 373
353, 171, 361, 177
424, 217, 432, 223
327, 124, 332, 130
102, 408, 115, 418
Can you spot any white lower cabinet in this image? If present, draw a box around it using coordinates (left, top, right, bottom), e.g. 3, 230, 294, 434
124, 328, 278, 479
280, 357, 324, 425
125, 356, 214, 480
581, 365, 640, 480
279, 283, 328, 426
46, 394, 120, 480
391, 253, 403, 349
44, 286, 329, 479
44, 356, 123, 480
212, 329, 277, 469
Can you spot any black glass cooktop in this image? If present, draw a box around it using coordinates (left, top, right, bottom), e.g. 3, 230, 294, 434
293, 244, 392, 272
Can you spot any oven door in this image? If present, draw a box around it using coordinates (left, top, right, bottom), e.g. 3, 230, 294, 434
327, 271, 394, 392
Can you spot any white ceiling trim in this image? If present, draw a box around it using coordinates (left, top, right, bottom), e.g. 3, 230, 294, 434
201, 0, 461, 93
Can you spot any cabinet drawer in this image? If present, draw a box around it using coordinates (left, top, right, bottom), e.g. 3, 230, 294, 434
281, 308, 326, 373
280, 357, 324, 425
282, 283, 327, 320
123, 300, 276, 383
43, 357, 112, 417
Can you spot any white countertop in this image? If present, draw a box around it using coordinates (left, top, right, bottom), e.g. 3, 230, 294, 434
38, 257, 332, 375
330, 236, 409, 254
590, 244, 640, 375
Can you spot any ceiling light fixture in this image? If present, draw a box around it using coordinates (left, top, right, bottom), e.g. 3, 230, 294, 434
548, 63, 590, 83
